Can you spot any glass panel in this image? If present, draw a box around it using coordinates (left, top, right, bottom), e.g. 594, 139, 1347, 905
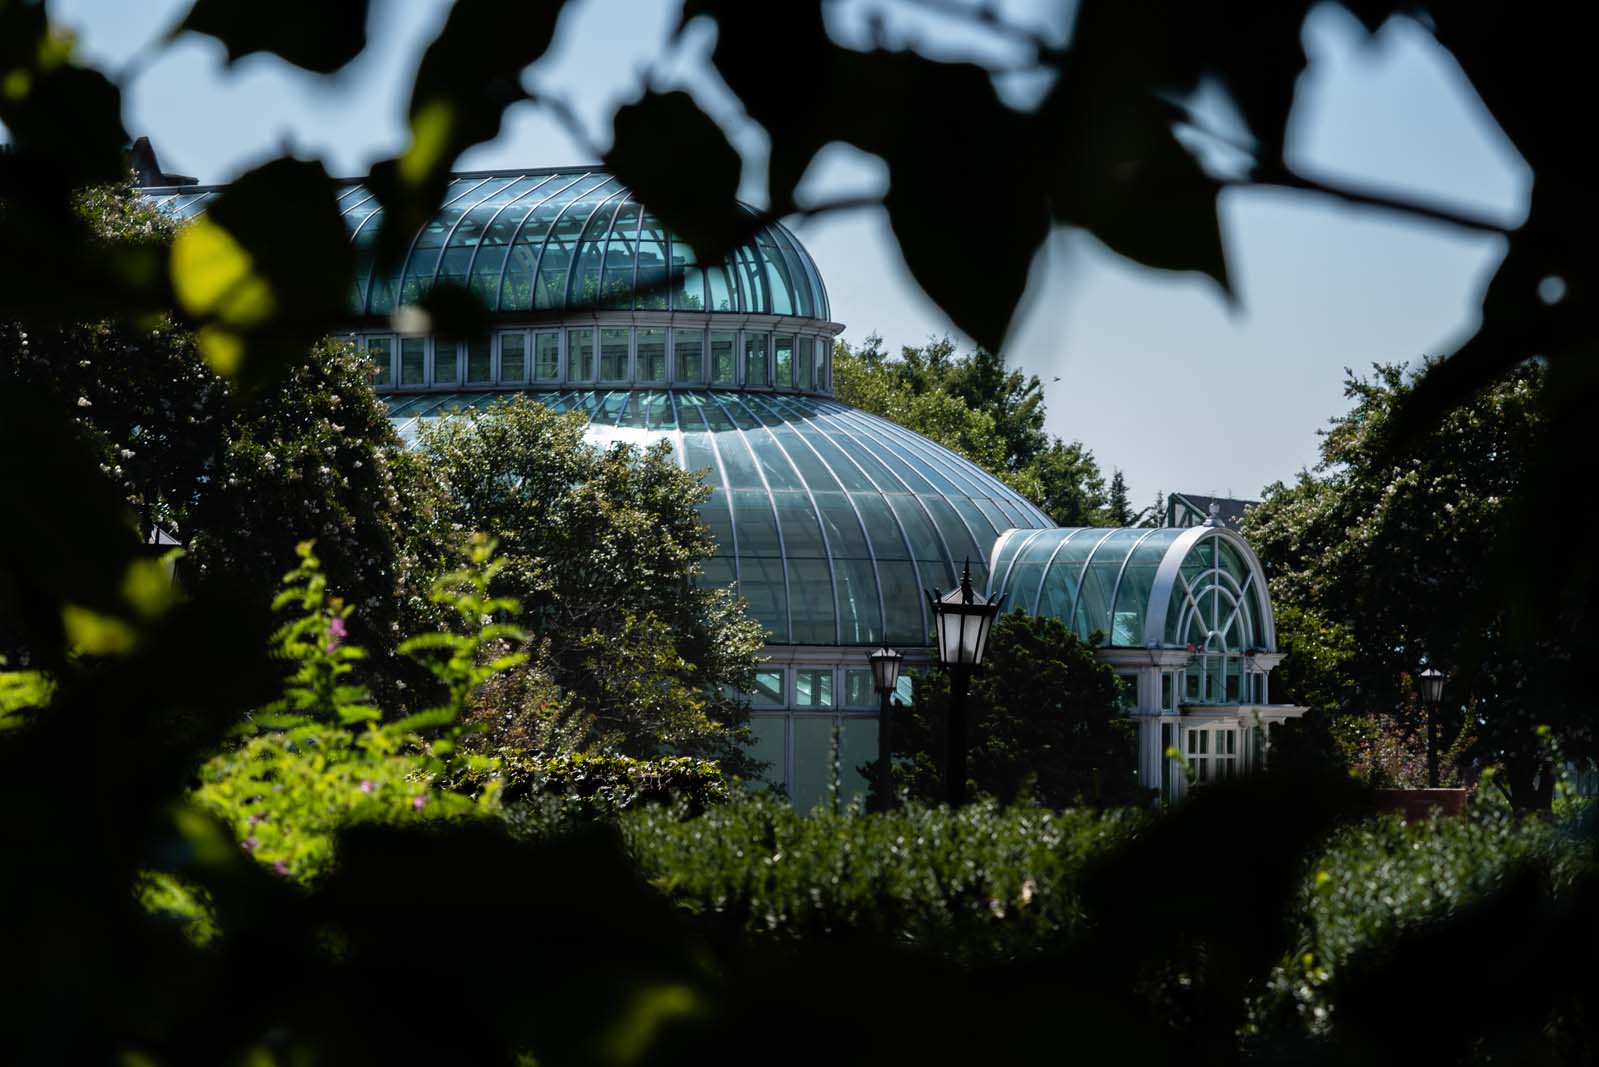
794, 669, 834, 708
599, 327, 630, 382
1162, 672, 1174, 710
739, 556, 788, 641
432, 338, 459, 385
673, 329, 704, 384
757, 231, 796, 316
534, 331, 561, 382
498, 332, 526, 382
773, 335, 794, 387
637, 328, 667, 383
466, 336, 493, 383
568, 328, 594, 381
797, 336, 814, 390
636, 214, 669, 310
669, 235, 706, 311
365, 336, 393, 387
597, 202, 642, 308
400, 337, 426, 385
710, 332, 736, 384
834, 556, 881, 645
750, 669, 785, 707
791, 717, 837, 815
844, 669, 875, 707
706, 262, 735, 312
744, 333, 769, 386
838, 718, 878, 810
787, 557, 836, 644
746, 716, 786, 791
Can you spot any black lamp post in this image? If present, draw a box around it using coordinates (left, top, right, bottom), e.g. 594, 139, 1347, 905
1417, 666, 1446, 788
926, 560, 1003, 807
867, 646, 903, 812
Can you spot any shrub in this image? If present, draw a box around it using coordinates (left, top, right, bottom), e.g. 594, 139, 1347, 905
621, 794, 1145, 959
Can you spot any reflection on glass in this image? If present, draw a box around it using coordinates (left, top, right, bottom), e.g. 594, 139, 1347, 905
600, 327, 629, 380
498, 332, 526, 382
366, 336, 392, 387
795, 669, 833, 707
466, 336, 493, 383
674, 329, 703, 384
637, 328, 667, 382
433, 338, 459, 384
534, 331, 560, 381
774, 335, 794, 387
750, 669, 784, 707
711, 332, 736, 384
844, 669, 874, 707
400, 337, 426, 385
568, 328, 594, 380
745, 333, 768, 386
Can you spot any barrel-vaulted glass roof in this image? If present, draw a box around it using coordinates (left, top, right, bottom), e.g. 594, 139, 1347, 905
986, 525, 1275, 653
388, 389, 1052, 647
145, 170, 831, 322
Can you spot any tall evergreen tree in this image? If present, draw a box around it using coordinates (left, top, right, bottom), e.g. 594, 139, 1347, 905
1106, 470, 1133, 527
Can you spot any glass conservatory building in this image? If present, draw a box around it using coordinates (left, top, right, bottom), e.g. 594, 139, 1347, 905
148, 167, 1303, 809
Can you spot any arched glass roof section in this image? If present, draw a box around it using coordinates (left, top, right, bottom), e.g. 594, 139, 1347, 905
143, 170, 832, 322
388, 390, 1053, 648
986, 525, 1275, 653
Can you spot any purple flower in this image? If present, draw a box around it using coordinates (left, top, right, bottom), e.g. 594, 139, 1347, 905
326, 614, 349, 652
273, 860, 289, 877
412, 794, 429, 811
242, 836, 258, 852
359, 779, 376, 794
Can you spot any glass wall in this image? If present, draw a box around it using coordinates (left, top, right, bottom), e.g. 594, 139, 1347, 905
369, 327, 837, 393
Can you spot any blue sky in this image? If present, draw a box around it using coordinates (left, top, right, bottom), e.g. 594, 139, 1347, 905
49, 0, 1529, 508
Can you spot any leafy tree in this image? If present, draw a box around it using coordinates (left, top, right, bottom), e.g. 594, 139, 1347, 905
0, 183, 428, 659
413, 395, 764, 772
833, 335, 1111, 525
1245, 361, 1592, 807
880, 612, 1143, 809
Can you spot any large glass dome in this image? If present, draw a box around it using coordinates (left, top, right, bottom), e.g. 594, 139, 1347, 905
390, 389, 1053, 647
144, 170, 830, 321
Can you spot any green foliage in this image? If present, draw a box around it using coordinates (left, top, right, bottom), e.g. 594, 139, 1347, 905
1253, 806, 1592, 1042
833, 335, 1112, 525
415, 394, 764, 772
7, 0, 1599, 1060
493, 752, 731, 819
885, 613, 1142, 808
624, 794, 1144, 958
192, 538, 517, 883
1244, 361, 1590, 806
2, 182, 429, 666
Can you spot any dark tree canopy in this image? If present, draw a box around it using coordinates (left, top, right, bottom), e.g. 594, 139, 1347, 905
1245, 361, 1591, 806
879, 613, 1142, 809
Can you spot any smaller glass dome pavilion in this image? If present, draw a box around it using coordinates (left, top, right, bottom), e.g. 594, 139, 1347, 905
987, 522, 1298, 803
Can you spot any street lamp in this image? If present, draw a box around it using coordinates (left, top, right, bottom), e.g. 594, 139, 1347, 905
1417, 666, 1446, 788
926, 560, 1004, 807
867, 646, 903, 812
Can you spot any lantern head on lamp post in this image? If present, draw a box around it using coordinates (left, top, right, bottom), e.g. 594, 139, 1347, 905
1417, 666, 1446, 788
926, 561, 1004, 807
867, 647, 903, 812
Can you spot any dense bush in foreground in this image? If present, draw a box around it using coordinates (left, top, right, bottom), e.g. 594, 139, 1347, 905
624, 796, 1142, 958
